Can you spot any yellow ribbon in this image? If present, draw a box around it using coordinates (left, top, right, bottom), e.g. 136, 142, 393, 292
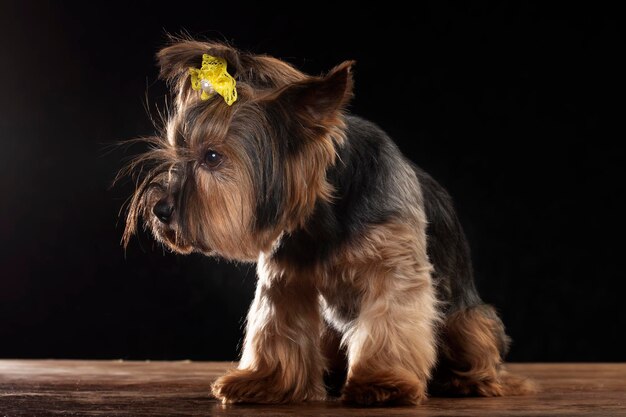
189, 54, 237, 105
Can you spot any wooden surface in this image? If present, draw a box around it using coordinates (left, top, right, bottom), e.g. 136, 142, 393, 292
0, 361, 625, 416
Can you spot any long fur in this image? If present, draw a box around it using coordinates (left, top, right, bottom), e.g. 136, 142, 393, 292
123, 38, 535, 405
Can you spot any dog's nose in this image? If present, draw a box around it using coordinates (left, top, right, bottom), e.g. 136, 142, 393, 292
153, 198, 174, 223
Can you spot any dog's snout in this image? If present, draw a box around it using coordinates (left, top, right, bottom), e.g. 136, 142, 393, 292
153, 198, 174, 224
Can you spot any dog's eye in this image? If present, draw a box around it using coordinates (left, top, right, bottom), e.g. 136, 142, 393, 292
202, 150, 223, 169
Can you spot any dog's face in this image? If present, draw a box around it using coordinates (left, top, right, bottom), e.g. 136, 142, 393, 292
123, 40, 353, 261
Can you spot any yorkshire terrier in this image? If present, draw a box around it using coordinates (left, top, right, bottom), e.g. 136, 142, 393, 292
123, 39, 535, 406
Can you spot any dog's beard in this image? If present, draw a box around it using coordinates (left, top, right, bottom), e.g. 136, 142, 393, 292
141, 174, 262, 260
153, 225, 194, 254
139, 184, 194, 254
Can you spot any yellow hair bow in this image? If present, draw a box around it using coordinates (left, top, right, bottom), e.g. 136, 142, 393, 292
189, 54, 237, 105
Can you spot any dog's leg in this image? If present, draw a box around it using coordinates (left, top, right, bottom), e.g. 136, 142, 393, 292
211, 259, 325, 404
431, 304, 537, 396
321, 323, 348, 397
340, 222, 440, 406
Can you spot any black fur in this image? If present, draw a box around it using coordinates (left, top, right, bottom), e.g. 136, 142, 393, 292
415, 167, 482, 311
274, 114, 482, 312
273, 115, 400, 267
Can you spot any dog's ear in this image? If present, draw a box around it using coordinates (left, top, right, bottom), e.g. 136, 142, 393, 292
270, 61, 355, 124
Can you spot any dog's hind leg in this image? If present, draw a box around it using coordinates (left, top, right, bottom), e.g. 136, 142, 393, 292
430, 304, 537, 396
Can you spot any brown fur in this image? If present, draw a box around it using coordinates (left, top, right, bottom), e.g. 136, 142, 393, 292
123, 39, 535, 406
320, 324, 347, 397
212, 269, 326, 403
431, 305, 537, 396
122, 40, 353, 260
214, 214, 440, 404
263, 62, 352, 231
325, 220, 440, 406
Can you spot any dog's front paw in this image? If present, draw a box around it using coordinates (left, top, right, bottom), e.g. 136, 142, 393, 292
342, 371, 426, 406
212, 368, 324, 404
212, 369, 277, 404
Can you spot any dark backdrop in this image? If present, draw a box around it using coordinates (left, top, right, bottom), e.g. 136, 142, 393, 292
1, 1, 623, 362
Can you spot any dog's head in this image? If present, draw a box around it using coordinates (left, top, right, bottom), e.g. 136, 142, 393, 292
122, 39, 354, 260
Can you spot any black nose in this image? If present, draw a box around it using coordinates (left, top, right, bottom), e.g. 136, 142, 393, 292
153, 198, 174, 223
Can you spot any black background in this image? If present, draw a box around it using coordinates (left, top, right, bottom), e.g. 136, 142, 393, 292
1, 1, 623, 362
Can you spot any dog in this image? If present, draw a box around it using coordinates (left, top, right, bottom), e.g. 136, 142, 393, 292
122, 38, 535, 405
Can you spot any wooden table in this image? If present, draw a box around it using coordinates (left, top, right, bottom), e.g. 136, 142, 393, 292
0, 361, 624, 416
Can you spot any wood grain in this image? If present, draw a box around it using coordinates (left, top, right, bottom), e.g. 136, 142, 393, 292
0, 361, 625, 416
